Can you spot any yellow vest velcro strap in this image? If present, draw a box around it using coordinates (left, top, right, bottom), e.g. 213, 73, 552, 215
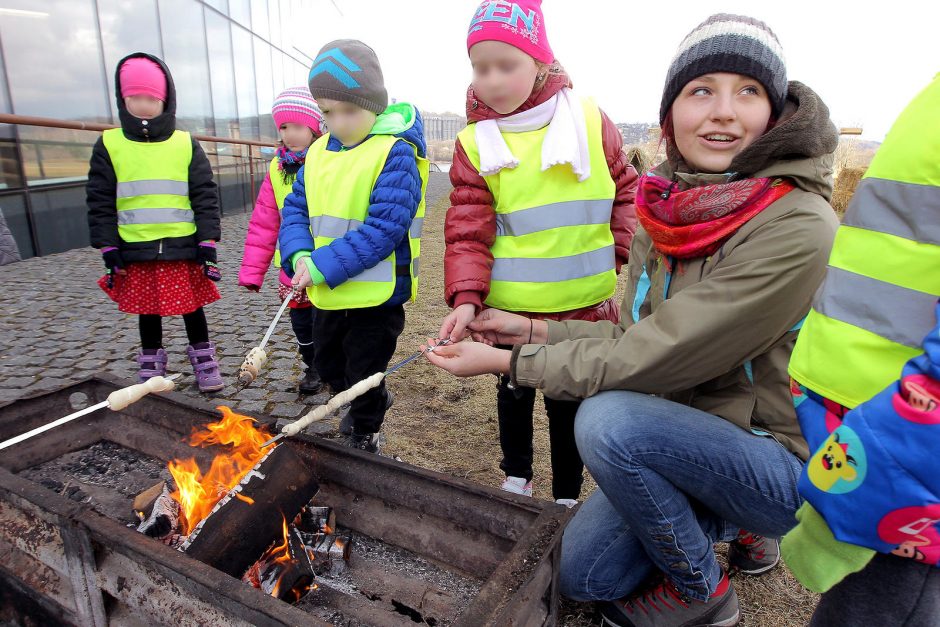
410, 217, 424, 239
117, 179, 189, 198
492, 244, 615, 283
350, 260, 394, 283
496, 198, 613, 237
117, 207, 195, 225
815, 266, 937, 349
311, 215, 362, 239
845, 177, 940, 245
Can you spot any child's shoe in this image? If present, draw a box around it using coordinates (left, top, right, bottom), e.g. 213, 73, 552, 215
500, 476, 533, 496
186, 342, 224, 393
298, 367, 323, 395
343, 432, 381, 454
137, 348, 168, 382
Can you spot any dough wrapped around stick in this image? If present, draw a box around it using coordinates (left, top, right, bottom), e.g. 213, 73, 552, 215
282, 372, 385, 436
107, 375, 176, 410
238, 347, 268, 385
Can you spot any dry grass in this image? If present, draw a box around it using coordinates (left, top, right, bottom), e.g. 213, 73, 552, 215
831, 166, 867, 218
351, 175, 819, 625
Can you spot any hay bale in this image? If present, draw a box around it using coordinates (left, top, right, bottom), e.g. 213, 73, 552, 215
831, 166, 867, 218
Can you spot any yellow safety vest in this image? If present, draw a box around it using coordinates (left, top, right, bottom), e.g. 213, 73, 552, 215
457, 98, 617, 312
303, 133, 428, 310
789, 74, 940, 408
269, 157, 294, 269
101, 128, 195, 243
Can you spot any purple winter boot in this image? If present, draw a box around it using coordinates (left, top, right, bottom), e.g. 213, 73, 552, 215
186, 342, 225, 393
137, 348, 168, 382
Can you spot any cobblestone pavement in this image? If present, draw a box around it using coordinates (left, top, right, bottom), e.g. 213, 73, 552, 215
0, 173, 453, 424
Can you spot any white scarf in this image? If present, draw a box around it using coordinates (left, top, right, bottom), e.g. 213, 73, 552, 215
473, 87, 591, 182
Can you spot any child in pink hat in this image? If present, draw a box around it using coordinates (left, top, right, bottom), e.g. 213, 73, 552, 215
239, 86, 325, 394
88, 53, 224, 393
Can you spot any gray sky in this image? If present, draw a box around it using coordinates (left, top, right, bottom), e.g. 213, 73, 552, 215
290, 0, 939, 141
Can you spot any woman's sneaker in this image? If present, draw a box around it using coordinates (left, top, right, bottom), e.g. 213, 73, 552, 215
599, 570, 739, 627
500, 476, 532, 496
728, 530, 780, 575
555, 498, 579, 508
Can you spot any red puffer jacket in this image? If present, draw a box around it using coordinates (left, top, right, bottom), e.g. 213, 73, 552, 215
444, 66, 638, 324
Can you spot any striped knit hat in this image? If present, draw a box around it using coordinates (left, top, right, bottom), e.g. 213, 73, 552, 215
272, 86, 324, 136
660, 14, 787, 123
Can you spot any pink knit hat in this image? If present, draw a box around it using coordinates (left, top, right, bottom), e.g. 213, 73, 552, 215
467, 0, 554, 64
272, 86, 324, 136
119, 57, 167, 101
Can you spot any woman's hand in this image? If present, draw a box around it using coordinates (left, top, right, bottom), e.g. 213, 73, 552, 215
439, 303, 477, 342
468, 309, 549, 346
421, 338, 512, 378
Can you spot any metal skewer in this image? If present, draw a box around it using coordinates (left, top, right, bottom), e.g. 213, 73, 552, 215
0, 373, 181, 451
260, 338, 451, 448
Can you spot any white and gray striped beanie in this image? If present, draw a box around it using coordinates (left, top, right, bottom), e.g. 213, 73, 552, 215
660, 14, 787, 123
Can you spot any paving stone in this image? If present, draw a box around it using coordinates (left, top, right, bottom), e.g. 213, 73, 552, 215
269, 402, 305, 418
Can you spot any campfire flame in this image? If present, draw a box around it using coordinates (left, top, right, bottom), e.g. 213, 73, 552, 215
168, 406, 274, 535
269, 515, 294, 600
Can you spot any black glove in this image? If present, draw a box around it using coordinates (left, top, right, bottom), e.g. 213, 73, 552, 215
102, 248, 124, 272
197, 243, 221, 282
102, 248, 124, 288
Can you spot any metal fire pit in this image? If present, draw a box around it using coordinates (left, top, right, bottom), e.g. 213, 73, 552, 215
0, 375, 570, 626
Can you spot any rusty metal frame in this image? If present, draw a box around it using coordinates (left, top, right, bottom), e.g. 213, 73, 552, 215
0, 375, 571, 626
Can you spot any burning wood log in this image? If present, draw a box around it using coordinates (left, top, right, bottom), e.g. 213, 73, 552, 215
243, 516, 317, 603
296, 504, 336, 535
136, 484, 183, 548
181, 443, 320, 578
303, 533, 352, 576
132, 480, 166, 516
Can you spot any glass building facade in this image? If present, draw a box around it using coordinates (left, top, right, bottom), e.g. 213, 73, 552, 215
0, 0, 317, 258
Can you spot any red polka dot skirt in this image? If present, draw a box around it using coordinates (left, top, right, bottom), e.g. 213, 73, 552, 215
98, 260, 220, 316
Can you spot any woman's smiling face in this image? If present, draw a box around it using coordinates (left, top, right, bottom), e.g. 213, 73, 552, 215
670, 72, 773, 173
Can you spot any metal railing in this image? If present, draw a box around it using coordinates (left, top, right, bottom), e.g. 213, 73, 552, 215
0, 113, 277, 193
0, 113, 277, 257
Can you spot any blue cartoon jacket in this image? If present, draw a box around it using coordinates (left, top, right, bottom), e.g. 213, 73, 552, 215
278, 104, 426, 306
793, 304, 940, 566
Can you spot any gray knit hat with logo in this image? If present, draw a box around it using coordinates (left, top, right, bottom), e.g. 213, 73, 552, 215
660, 14, 787, 123
308, 39, 388, 114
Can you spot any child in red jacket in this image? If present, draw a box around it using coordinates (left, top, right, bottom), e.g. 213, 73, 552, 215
440, 0, 638, 505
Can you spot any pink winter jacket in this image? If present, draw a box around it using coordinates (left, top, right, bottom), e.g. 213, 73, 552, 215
238, 172, 292, 288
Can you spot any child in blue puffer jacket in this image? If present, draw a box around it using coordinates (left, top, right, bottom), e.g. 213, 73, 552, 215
279, 39, 428, 453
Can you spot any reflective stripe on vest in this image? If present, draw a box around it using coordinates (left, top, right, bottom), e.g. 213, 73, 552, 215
303, 132, 428, 309
457, 97, 617, 313
102, 128, 195, 243
269, 157, 296, 269
311, 215, 426, 242
789, 75, 940, 408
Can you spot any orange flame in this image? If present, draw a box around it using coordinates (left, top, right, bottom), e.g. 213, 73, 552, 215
168, 406, 273, 535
